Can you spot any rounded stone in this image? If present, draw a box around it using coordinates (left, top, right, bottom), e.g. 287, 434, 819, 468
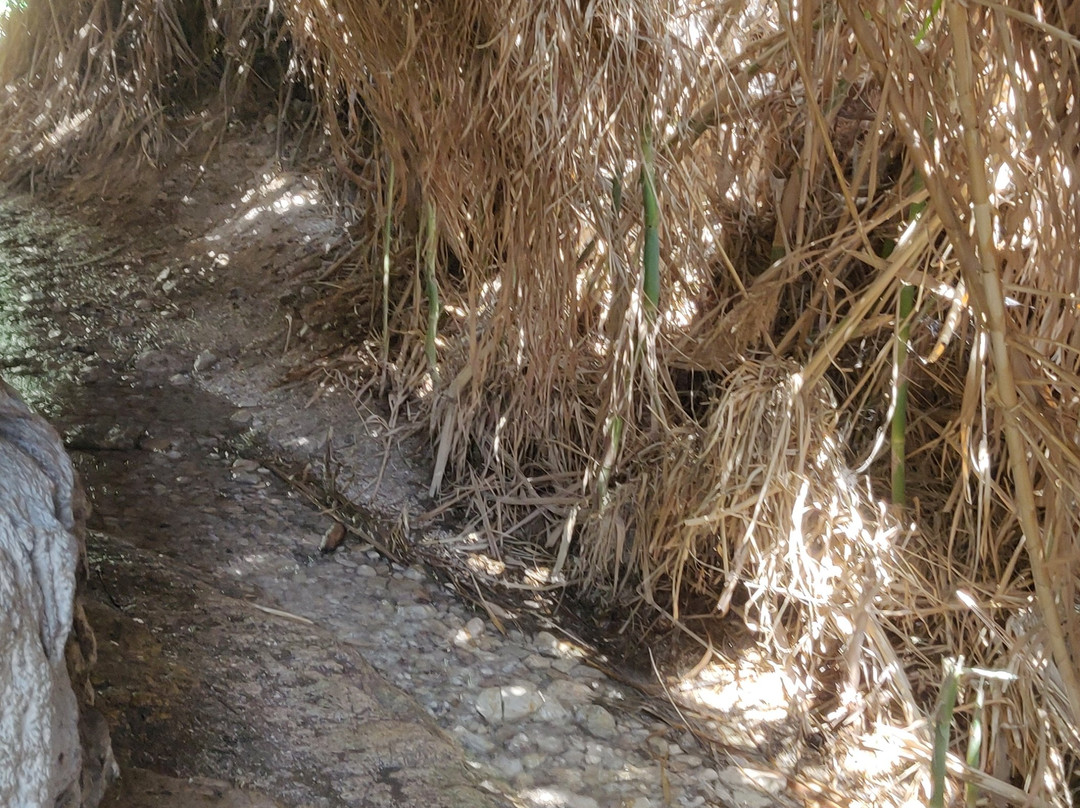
534, 630, 561, 656
475, 687, 503, 723
580, 704, 618, 739
501, 682, 543, 721
465, 617, 486, 637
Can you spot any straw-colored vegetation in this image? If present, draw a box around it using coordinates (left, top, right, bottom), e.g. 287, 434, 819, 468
2, 0, 1079, 804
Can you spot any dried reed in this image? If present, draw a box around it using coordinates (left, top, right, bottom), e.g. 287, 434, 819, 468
2, 0, 1078, 802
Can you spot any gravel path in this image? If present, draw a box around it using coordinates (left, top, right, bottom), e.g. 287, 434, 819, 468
0, 184, 788, 808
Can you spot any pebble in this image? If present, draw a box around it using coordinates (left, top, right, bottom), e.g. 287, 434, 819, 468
43, 313, 765, 808
646, 736, 669, 757
229, 409, 255, 424
139, 436, 172, 453
475, 688, 503, 723
534, 630, 561, 657
551, 656, 581, 673
452, 726, 495, 755
308, 546, 742, 806
580, 704, 618, 739
465, 617, 485, 637
535, 695, 570, 722
193, 349, 218, 372
523, 653, 550, 670
547, 678, 595, 705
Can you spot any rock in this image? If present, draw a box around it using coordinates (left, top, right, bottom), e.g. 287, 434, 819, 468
335, 552, 357, 568
550, 657, 580, 674
475, 682, 543, 724
193, 350, 218, 372
718, 782, 777, 808
646, 735, 669, 757
523, 653, 551, 670
534, 630, 561, 657
452, 725, 495, 755
546, 678, 594, 705
520, 788, 596, 808
534, 734, 565, 755
475, 687, 503, 724
465, 617, 486, 637
506, 731, 532, 753
568, 794, 599, 808
0, 378, 115, 807
501, 682, 543, 721
535, 695, 570, 722
581, 704, 618, 738
133, 349, 169, 371
584, 741, 604, 765
229, 408, 255, 424
521, 752, 546, 770
491, 755, 523, 778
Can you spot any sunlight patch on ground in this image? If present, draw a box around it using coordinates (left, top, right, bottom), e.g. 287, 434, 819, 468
673, 652, 921, 808
237, 172, 321, 227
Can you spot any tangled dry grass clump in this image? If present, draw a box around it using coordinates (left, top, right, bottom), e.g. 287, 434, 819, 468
2, 0, 1080, 804
0, 0, 291, 184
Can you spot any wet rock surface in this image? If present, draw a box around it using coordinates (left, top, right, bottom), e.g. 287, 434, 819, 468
0, 179, 788, 808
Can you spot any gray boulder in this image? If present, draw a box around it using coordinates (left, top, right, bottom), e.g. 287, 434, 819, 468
0, 377, 116, 807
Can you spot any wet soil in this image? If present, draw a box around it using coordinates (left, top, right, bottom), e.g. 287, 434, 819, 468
0, 194, 513, 807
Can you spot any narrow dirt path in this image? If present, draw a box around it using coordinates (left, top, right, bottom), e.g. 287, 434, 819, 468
0, 177, 792, 808
0, 197, 515, 807
77, 379, 509, 808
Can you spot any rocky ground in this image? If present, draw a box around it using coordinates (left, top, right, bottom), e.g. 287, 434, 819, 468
0, 128, 812, 808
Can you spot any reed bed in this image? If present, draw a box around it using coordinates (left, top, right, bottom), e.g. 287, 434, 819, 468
3, 0, 1079, 803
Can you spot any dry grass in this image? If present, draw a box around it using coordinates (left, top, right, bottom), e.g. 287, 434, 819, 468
3, 0, 1080, 804
0, 0, 290, 184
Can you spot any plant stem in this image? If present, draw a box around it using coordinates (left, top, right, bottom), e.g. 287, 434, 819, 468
641, 123, 660, 320
380, 160, 394, 375
891, 282, 915, 506
423, 198, 439, 380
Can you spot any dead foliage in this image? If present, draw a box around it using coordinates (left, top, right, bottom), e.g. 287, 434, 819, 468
0, 0, 294, 184
3, 0, 1080, 804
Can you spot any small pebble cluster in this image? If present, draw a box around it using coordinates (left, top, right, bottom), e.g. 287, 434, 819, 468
263, 543, 784, 808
